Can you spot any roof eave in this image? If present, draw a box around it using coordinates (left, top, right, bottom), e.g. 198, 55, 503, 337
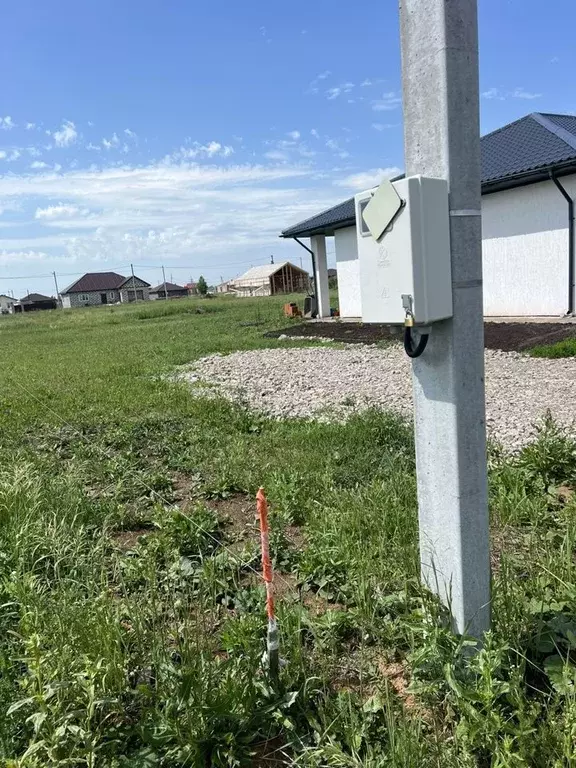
280, 216, 356, 240
281, 159, 576, 237
481, 160, 576, 195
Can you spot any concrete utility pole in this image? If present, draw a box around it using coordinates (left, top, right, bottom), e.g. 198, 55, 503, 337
399, 0, 490, 636
162, 265, 168, 300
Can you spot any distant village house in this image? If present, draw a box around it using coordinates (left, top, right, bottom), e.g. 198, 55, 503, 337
61, 272, 151, 308
149, 282, 189, 300
14, 293, 58, 313
0, 294, 15, 314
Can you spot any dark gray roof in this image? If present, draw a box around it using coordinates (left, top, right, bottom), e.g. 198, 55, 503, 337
482, 112, 576, 184
282, 112, 576, 239
19, 293, 54, 303
63, 272, 127, 294
281, 197, 355, 238
150, 282, 187, 292
63, 272, 150, 294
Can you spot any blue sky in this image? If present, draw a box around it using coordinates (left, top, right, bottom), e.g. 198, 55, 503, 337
0, 0, 573, 296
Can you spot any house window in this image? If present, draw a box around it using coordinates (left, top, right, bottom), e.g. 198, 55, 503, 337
80, 293, 90, 301
108, 292, 116, 301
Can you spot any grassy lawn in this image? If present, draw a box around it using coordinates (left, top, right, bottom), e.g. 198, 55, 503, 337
530, 337, 576, 358
2, 297, 576, 766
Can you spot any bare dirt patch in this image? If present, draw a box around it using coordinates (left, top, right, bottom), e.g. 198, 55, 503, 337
111, 528, 153, 551
206, 494, 258, 540
267, 321, 576, 353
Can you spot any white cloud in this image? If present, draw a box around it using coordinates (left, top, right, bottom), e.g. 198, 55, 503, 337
124, 128, 137, 138
0, 149, 22, 162
0, 249, 50, 264
361, 79, 373, 87
550, 56, 560, 64
259, 25, 271, 43
325, 138, 349, 158
54, 163, 62, 172
31, 161, 49, 169
287, 130, 300, 140
310, 128, 319, 138
0, 116, 15, 130
372, 122, 398, 131
0, 160, 341, 269
175, 141, 234, 160
306, 70, 331, 94
334, 166, 403, 190
265, 150, 289, 161
35, 204, 88, 220
102, 133, 120, 150
371, 92, 402, 111
27, 146, 42, 157
25, 122, 36, 130
512, 87, 542, 100
482, 86, 542, 101
326, 82, 354, 100
86, 142, 101, 151
482, 88, 504, 100
52, 120, 78, 147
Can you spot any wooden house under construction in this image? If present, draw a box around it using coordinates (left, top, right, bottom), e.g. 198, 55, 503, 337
224, 261, 309, 297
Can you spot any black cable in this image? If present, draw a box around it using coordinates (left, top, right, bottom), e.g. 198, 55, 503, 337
404, 325, 429, 358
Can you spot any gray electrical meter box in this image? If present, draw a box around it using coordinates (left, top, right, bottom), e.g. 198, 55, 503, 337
355, 176, 452, 325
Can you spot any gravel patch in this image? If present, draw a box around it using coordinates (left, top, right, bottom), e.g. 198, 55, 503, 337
179, 346, 576, 449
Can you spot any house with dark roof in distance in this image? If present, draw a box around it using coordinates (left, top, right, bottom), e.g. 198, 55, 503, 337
61, 272, 151, 308
149, 281, 189, 300
281, 112, 576, 318
14, 293, 58, 313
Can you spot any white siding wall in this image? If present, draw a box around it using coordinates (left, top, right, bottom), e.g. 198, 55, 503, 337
334, 226, 361, 317
0, 296, 14, 313
482, 176, 576, 316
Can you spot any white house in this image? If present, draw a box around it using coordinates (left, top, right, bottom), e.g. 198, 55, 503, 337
281, 112, 576, 318
61, 272, 151, 308
0, 294, 15, 314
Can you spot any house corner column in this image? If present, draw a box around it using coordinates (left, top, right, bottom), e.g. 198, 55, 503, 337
311, 234, 330, 318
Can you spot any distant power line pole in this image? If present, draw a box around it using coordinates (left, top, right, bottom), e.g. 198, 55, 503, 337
130, 263, 136, 302
400, 0, 490, 636
52, 271, 61, 306
162, 265, 168, 300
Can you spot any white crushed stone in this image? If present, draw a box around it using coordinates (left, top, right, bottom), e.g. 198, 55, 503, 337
179, 345, 576, 449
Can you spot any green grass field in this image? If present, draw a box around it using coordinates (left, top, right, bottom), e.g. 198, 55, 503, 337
2, 297, 576, 766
